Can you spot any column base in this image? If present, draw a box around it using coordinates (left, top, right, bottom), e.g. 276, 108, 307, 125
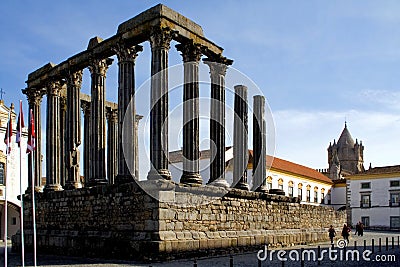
180, 172, 202, 186
255, 185, 268, 193
234, 181, 249, 191
208, 178, 230, 188
43, 184, 63, 192
115, 174, 136, 184
63, 181, 83, 190
86, 178, 108, 187
147, 169, 172, 180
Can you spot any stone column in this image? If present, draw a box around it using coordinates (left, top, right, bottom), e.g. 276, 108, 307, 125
135, 114, 143, 179
87, 57, 113, 186
24, 88, 45, 190
106, 108, 118, 184
252, 95, 267, 192
59, 94, 67, 187
44, 81, 63, 192
114, 43, 142, 183
81, 101, 91, 186
204, 59, 230, 187
147, 27, 174, 180
64, 70, 83, 189
176, 42, 202, 186
233, 85, 249, 190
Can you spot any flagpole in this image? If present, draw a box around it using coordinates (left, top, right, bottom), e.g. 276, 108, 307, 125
29, 109, 37, 267
3, 110, 11, 267
18, 100, 25, 267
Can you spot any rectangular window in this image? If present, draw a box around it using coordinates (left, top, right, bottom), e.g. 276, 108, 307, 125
361, 216, 370, 227
361, 182, 371, 189
361, 194, 371, 208
390, 180, 400, 187
327, 193, 331, 205
278, 184, 283, 190
314, 191, 318, 203
390, 217, 400, 228
390, 192, 399, 207
12, 217, 17, 225
288, 186, 294, 197
298, 188, 303, 201
307, 189, 311, 202
321, 192, 325, 204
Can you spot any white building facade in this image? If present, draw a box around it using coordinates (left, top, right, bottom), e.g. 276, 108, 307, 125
347, 166, 400, 230
0, 101, 29, 239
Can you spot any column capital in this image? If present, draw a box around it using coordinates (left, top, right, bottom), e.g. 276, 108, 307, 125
203, 59, 230, 77
113, 42, 143, 63
23, 88, 46, 106
66, 69, 83, 88
106, 108, 118, 123
80, 100, 91, 115
88, 57, 113, 76
176, 41, 202, 62
149, 27, 177, 50
46, 80, 63, 96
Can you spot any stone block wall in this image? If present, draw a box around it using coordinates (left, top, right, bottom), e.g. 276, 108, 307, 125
13, 183, 346, 260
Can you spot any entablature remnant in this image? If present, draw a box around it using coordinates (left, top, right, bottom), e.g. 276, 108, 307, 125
26, 4, 229, 90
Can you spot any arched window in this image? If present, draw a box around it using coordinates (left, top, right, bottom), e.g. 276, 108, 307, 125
266, 176, 272, 190
278, 178, 284, 190
321, 188, 326, 204
288, 181, 294, 197
314, 186, 319, 203
306, 185, 311, 202
298, 183, 303, 201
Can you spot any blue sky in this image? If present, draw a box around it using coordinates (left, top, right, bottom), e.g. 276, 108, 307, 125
1, 0, 399, 174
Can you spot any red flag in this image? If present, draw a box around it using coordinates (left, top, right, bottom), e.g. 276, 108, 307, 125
3, 112, 12, 154
26, 109, 35, 154
16, 101, 25, 147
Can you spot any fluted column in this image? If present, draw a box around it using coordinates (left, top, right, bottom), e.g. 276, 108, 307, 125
107, 108, 118, 184
147, 27, 174, 180
233, 85, 249, 190
204, 59, 231, 186
60, 95, 67, 187
87, 57, 113, 186
81, 101, 91, 185
252, 95, 267, 192
114, 43, 142, 183
176, 41, 202, 186
135, 114, 143, 179
65, 70, 83, 189
24, 88, 45, 190
44, 81, 63, 192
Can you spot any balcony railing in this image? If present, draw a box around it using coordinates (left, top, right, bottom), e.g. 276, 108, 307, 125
360, 201, 371, 208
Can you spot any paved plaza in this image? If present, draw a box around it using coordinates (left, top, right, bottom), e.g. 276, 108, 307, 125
1, 231, 399, 266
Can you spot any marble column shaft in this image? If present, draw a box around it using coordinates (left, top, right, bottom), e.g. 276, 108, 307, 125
252, 95, 267, 192
88, 57, 113, 186
135, 115, 143, 179
233, 85, 249, 190
65, 70, 83, 189
44, 81, 63, 191
114, 43, 142, 183
176, 42, 202, 186
204, 60, 228, 186
59, 95, 67, 187
107, 108, 118, 184
25, 89, 45, 189
81, 101, 91, 185
147, 28, 173, 180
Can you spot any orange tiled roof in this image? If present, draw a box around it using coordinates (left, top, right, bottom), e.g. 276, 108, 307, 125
249, 150, 332, 184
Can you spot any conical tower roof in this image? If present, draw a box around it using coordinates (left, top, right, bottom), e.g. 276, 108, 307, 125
337, 122, 355, 147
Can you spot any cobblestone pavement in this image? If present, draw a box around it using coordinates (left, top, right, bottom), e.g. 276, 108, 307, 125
0, 231, 399, 266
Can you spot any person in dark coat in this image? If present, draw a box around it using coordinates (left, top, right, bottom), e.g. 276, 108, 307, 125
358, 222, 364, 236
341, 224, 350, 242
328, 225, 336, 244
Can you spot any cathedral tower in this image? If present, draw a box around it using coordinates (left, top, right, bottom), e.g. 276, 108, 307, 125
328, 122, 364, 179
